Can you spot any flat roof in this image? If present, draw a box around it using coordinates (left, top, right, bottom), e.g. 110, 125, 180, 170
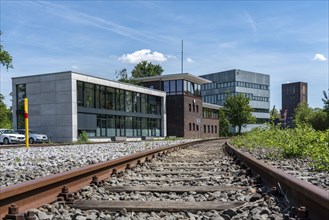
135, 73, 212, 84
202, 102, 222, 110
12, 70, 166, 96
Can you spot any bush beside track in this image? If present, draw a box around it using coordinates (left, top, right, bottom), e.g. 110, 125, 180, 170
230, 124, 329, 171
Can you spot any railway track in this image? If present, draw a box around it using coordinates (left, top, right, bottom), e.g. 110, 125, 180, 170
1, 139, 328, 219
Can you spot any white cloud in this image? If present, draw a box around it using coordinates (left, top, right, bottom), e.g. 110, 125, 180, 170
218, 41, 237, 48
118, 49, 168, 64
71, 65, 79, 70
313, 53, 327, 61
187, 58, 194, 63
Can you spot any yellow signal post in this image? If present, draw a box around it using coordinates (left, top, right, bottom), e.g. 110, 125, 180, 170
24, 98, 29, 148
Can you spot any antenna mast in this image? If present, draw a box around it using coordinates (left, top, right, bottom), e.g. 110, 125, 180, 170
181, 40, 183, 74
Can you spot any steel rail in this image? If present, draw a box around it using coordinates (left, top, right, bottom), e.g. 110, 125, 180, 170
225, 141, 329, 220
0, 138, 219, 219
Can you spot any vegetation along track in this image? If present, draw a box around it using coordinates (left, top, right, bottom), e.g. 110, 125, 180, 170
1, 139, 328, 219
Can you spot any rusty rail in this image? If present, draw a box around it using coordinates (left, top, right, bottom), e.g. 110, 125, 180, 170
225, 141, 329, 220
0, 139, 218, 219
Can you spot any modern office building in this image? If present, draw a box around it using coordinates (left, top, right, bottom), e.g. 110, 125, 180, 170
12, 71, 167, 142
136, 73, 221, 138
282, 82, 308, 119
200, 69, 270, 124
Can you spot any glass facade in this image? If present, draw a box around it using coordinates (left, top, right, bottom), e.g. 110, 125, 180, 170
16, 84, 26, 129
202, 81, 269, 90
77, 81, 162, 138
163, 79, 200, 97
203, 108, 219, 119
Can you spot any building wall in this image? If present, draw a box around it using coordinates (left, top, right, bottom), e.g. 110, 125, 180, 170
141, 79, 220, 139
12, 72, 74, 142
200, 69, 270, 121
182, 96, 203, 138
282, 82, 308, 118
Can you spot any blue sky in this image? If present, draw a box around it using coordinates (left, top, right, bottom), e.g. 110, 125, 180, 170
1, 0, 328, 110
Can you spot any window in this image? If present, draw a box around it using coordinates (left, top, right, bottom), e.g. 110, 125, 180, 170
211, 125, 214, 133
141, 94, 147, 114
116, 116, 125, 136
196, 125, 199, 131
84, 83, 94, 108
125, 117, 133, 136
107, 116, 115, 136
125, 91, 132, 112
100, 86, 106, 108
196, 105, 199, 112
164, 81, 170, 94
170, 80, 176, 94
189, 104, 191, 111
193, 103, 195, 112
116, 89, 125, 111
176, 80, 183, 94
215, 126, 217, 133
208, 125, 210, 133
77, 82, 84, 106
95, 85, 100, 108
106, 87, 115, 110
189, 123, 192, 131
204, 125, 206, 133
193, 123, 195, 131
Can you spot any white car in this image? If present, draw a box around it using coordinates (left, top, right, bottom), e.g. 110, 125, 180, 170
0, 129, 26, 145
16, 129, 49, 144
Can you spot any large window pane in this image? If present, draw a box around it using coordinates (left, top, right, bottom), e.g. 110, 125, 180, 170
177, 80, 182, 94
84, 83, 94, 108
115, 89, 125, 111
125, 91, 132, 112
106, 87, 115, 110
164, 81, 169, 95
156, 119, 161, 136
96, 115, 106, 137
141, 118, 148, 136
106, 116, 115, 136
170, 80, 176, 95
148, 96, 156, 114
16, 84, 26, 111
77, 81, 84, 106
95, 85, 100, 108
116, 116, 125, 136
141, 94, 147, 114
184, 80, 188, 95
125, 117, 133, 136
100, 86, 106, 108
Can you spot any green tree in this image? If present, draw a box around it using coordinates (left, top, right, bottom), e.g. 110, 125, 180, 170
223, 93, 255, 134
294, 102, 314, 126
115, 68, 129, 82
0, 32, 13, 70
323, 90, 329, 125
311, 109, 328, 131
294, 103, 329, 131
0, 94, 11, 128
218, 108, 230, 136
131, 61, 163, 78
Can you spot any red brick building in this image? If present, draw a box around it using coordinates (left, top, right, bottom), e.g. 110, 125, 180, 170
137, 73, 221, 138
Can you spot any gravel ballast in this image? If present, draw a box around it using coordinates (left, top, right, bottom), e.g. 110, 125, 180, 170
0, 140, 194, 187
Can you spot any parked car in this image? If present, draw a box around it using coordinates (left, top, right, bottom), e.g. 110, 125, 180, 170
0, 129, 26, 145
16, 129, 49, 144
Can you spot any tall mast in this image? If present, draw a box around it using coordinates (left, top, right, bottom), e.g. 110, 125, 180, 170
181, 40, 183, 74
